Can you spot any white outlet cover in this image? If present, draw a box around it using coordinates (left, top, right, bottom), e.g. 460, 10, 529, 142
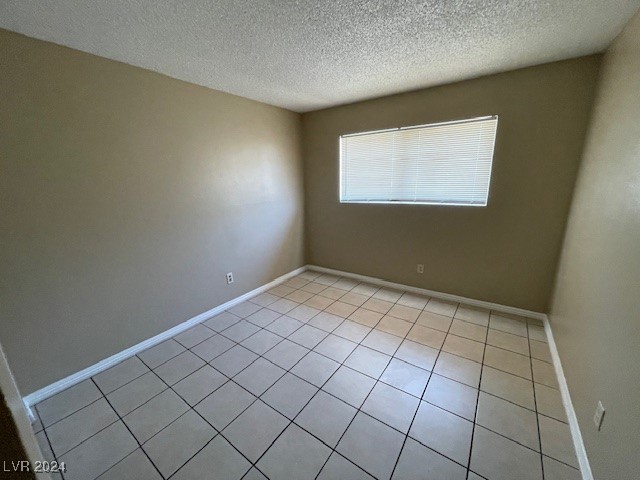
417, 264, 424, 274
593, 401, 605, 430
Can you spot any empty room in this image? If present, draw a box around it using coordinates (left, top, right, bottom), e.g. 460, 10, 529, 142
1, 1, 639, 479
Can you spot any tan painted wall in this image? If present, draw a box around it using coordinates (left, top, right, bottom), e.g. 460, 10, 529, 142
302, 57, 601, 312
549, 11, 640, 479
0, 29, 304, 394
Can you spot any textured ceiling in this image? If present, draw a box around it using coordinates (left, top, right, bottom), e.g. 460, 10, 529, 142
1, 1, 639, 112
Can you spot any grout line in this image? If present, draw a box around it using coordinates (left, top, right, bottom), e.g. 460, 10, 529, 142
528, 325, 546, 480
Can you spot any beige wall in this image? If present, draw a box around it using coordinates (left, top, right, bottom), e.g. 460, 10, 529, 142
302, 57, 601, 312
0, 29, 304, 394
549, 11, 640, 479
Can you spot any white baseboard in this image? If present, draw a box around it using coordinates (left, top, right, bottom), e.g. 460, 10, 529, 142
23, 265, 307, 408
307, 265, 546, 321
543, 315, 593, 480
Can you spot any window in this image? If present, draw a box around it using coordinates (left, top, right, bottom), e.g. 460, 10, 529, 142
339, 116, 498, 206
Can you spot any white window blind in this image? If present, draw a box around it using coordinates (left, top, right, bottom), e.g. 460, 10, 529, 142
339, 116, 498, 206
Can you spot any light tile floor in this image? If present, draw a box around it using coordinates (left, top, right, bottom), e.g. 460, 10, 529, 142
33, 271, 580, 480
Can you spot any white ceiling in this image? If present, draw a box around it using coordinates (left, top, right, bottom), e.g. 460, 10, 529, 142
1, 1, 639, 112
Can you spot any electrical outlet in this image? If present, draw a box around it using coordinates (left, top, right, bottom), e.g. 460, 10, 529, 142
593, 401, 605, 430
226, 272, 234, 284
417, 264, 424, 274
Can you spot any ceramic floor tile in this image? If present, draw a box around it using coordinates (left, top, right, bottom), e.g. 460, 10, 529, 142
337, 412, 405, 480
93, 357, 150, 394
442, 334, 485, 362
244, 468, 268, 480
97, 449, 162, 480
409, 401, 473, 465
380, 358, 430, 397
361, 297, 393, 314
173, 324, 215, 349
394, 339, 438, 371
307, 311, 344, 332
210, 345, 258, 377
532, 359, 559, 388
138, 340, 187, 369
333, 320, 372, 343
319, 286, 348, 300
47, 397, 118, 457
454, 305, 490, 326
449, 319, 487, 342
261, 372, 318, 419
322, 366, 376, 408
416, 311, 453, 332
173, 365, 227, 406
376, 315, 413, 337
305, 295, 335, 310
351, 283, 380, 296
204, 312, 241, 332
286, 289, 315, 304
487, 329, 529, 356
362, 382, 420, 433
298, 271, 321, 281
538, 414, 578, 467
171, 435, 251, 480
295, 390, 357, 447
483, 345, 532, 380
142, 410, 215, 477
123, 389, 189, 443
287, 304, 321, 322
470, 426, 542, 480
154, 350, 205, 385
340, 291, 369, 307
314, 274, 341, 286
288, 324, 328, 349
535, 383, 566, 422
530, 339, 552, 363
268, 298, 299, 314
392, 437, 467, 480
396, 292, 430, 310
344, 345, 391, 378
325, 301, 358, 318
285, 276, 311, 289
348, 307, 384, 327
543, 455, 582, 480
264, 315, 303, 337
480, 366, 535, 410
245, 308, 281, 328
36, 379, 103, 427
190, 334, 235, 362
227, 302, 261, 319
361, 330, 403, 355
250, 292, 280, 307
372, 287, 404, 303
270, 284, 297, 297
195, 381, 255, 430
263, 339, 309, 369
223, 400, 289, 462
423, 373, 478, 421
233, 358, 286, 396
528, 325, 547, 342
300, 282, 328, 294
59, 421, 138, 480
257, 423, 332, 480
424, 298, 458, 317
434, 352, 481, 387
333, 278, 359, 291
489, 314, 528, 337
406, 324, 446, 349
314, 334, 358, 363
107, 371, 167, 415
318, 452, 375, 480
387, 304, 421, 322
221, 320, 261, 342
290, 351, 340, 387
476, 392, 539, 451
240, 329, 283, 355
